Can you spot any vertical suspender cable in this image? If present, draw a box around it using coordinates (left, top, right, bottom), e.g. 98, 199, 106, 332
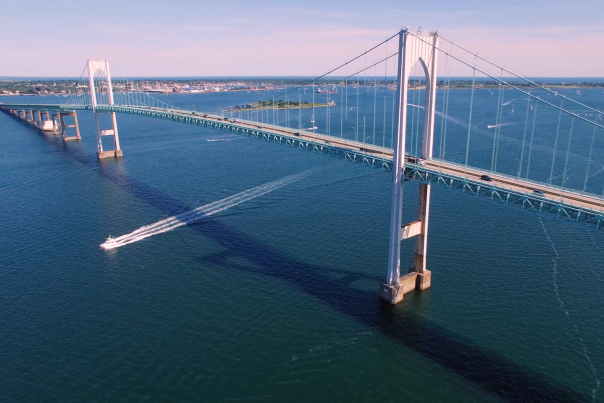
465, 56, 477, 167
492, 86, 505, 172
391, 63, 396, 148
549, 100, 563, 184
562, 117, 575, 188
383, 46, 388, 147
345, 64, 348, 119
491, 85, 503, 170
518, 94, 531, 177
442, 46, 452, 161
439, 53, 448, 159
363, 53, 367, 143
327, 77, 331, 136
525, 100, 539, 178
341, 73, 344, 138
491, 71, 504, 170
298, 85, 315, 133
415, 75, 421, 156
372, 63, 377, 145
285, 91, 288, 128
356, 74, 360, 142
410, 71, 416, 155
416, 66, 422, 156
583, 122, 598, 191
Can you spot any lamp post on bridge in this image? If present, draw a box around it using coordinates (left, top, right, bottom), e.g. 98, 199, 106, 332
562, 175, 571, 192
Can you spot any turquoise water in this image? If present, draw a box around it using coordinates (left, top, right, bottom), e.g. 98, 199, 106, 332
1, 89, 604, 402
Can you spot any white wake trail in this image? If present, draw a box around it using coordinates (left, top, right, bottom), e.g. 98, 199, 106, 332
539, 217, 600, 401
101, 170, 313, 250
487, 122, 513, 129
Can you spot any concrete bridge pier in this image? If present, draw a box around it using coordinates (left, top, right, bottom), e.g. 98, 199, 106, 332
52, 113, 60, 134
411, 183, 432, 288
95, 111, 122, 159
380, 28, 438, 305
59, 111, 81, 141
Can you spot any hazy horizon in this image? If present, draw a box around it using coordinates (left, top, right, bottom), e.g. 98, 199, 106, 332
2, 76, 604, 81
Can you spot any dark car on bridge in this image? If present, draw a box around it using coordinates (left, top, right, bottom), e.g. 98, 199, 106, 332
480, 175, 493, 182
533, 189, 545, 196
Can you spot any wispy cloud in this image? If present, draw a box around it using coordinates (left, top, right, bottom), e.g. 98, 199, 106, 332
1, 0, 603, 76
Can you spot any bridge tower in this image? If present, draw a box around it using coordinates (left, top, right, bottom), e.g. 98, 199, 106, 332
380, 28, 439, 304
87, 60, 123, 159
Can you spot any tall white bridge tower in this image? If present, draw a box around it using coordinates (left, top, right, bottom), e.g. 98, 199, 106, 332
87, 60, 123, 159
380, 28, 439, 304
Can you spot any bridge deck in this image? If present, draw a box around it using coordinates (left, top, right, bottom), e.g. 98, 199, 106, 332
2, 102, 603, 228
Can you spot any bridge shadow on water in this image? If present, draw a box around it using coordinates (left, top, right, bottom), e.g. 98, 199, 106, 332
16, 115, 591, 403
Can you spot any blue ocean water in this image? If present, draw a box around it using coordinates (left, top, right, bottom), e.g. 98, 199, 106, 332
0, 88, 603, 402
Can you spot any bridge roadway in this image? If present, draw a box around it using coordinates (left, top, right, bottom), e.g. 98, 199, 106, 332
2, 102, 604, 228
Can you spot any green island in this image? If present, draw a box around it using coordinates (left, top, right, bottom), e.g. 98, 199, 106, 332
229, 100, 333, 111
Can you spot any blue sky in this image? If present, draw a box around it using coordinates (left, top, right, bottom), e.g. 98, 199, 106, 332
1, 0, 602, 77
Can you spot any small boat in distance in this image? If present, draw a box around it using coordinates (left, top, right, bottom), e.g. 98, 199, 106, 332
317, 86, 338, 94
105, 235, 116, 244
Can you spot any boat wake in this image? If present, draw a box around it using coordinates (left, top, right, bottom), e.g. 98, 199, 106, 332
539, 217, 600, 401
100, 169, 314, 250
487, 123, 513, 129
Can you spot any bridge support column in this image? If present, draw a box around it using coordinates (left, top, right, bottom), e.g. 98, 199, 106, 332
95, 112, 122, 159
380, 28, 438, 305
52, 113, 60, 134
412, 183, 432, 289
59, 111, 81, 141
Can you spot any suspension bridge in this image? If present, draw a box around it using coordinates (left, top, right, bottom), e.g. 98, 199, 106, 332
2, 28, 603, 304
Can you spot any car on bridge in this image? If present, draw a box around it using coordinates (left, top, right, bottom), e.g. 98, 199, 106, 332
533, 189, 545, 196
480, 175, 493, 182
407, 157, 426, 166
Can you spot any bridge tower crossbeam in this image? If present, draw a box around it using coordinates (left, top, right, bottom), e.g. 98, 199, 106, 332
380, 28, 439, 304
